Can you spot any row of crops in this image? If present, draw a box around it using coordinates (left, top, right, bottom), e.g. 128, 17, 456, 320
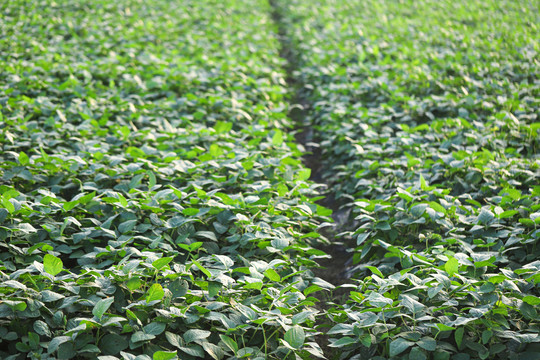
273, 0, 540, 359
1, 0, 539, 359
0, 1, 332, 359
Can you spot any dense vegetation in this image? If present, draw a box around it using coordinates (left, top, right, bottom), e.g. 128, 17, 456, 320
274, 0, 540, 359
1, 0, 538, 359
0, 1, 330, 359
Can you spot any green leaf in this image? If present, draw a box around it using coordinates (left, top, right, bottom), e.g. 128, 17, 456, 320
477, 208, 494, 224
63, 200, 78, 211
428, 283, 444, 299
16, 342, 30, 352
41, 290, 64, 302
15, 302, 27, 312
202, 342, 225, 360
527, 122, 540, 135
519, 218, 535, 227
208, 282, 221, 297
48, 336, 71, 354
153, 351, 177, 360
360, 334, 372, 347
182, 208, 199, 216
284, 325, 305, 349
429, 201, 446, 214
101, 333, 128, 355
19, 151, 29, 165
127, 147, 145, 159
165, 331, 183, 349
152, 257, 173, 270
434, 350, 451, 360
219, 335, 238, 354
79, 191, 96, 205
455, 327, 465, 348
57, 342, 76, 359
144, 322, 166, 336
303, 285, 322, 296
184, 329, 211, 344
417, 337, 436, 351
118, 219, 137, 234
241, 160, 254, 171
444, 257, 459, 277
519, 302, 537, 320
292, 310, 313, 325
478, 282, 495, 294
272, 129, 283, 146
43, 254, 63, 276
209, 143, 222, 157
244, 281, 263, 290
147, 170, 157, 189
126, 277, 143, 291
264, 268, 281, 282
419, 174, 428, 190
192, 259, 212, 278
92, 297, 114, 320
397, 187, 415, 201
28, 332, 40, 348
296, 168, 311, 181
498, 210, 518, 219
409, 346, 427, 360
367, 292, 393, 307
328, 337, 356, 348
465, 341, 488, 358
180, 344, 205, 358
118, 194, 128, 207
132, 331, 155, 343
195, 231, 217, 241
146, 284, 164, 302
389, 338, 414, 357
2, 197, 15, 214
34, 320, 51, 337
412, 124, 429, 132
168, 279, 188, 298
365, 265, 383, 277
410, 203, 428, 217
215, 121, 232, 133
474, 256, 496, 268
523, 295, 540, 306
401, 295, 425, 315
213, 222, 228, 234
482, 330, 493, 344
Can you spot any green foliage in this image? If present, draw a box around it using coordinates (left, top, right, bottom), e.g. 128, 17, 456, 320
1, 0, 538, 359
275, 0, 540, 358
43, 254, 63, 277
0, 0, 330, 359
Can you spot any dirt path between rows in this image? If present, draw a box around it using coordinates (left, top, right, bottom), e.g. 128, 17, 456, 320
268, 2, 358, 356
268, 0, 353, 296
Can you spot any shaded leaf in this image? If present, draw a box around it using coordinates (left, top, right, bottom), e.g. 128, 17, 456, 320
284, 325, 305, 349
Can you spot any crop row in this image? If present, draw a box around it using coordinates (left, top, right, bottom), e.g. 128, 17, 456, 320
274, 0, 539, 359
0, 1, 331, 359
